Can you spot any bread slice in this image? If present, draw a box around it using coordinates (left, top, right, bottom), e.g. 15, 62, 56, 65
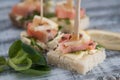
50, 16, 89, 33
20, 31, 47, 50
47, 48, 106, 74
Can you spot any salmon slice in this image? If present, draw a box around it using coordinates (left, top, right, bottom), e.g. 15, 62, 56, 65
56, 4, 85, 19
27, 16, 58, 43
11, 1, 40, 16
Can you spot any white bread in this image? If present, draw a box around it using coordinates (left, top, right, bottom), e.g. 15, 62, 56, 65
33, 16, 58, 30
50, 16, 89, 33
47, 48, 106, 74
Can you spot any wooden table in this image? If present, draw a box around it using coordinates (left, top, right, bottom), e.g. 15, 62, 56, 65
0, 0, 120, 80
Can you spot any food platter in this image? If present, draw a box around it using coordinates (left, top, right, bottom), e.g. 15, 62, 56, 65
0, 0, 120, 80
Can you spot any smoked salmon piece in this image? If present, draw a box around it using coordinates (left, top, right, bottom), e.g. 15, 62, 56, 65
56, 3, 85, 19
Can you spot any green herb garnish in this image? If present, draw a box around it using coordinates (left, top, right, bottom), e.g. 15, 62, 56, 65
0, 40, 50, 76
29, 37, 44, 52
69, 50, 85, 55
96, 44, 103, 49
44, 13, 55, 18
64, 18, 71, 24
58, 18, 71, 25
58, 25, 63, 31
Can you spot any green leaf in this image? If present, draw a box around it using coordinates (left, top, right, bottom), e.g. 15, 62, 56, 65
0, 57, 7, 72
64, 18, 71, 24
8, 58, 32, 71
11, 50, 28, 64
22, 43, 47, 66
96, 44, 103, 49
0, 56, 6, 65
30, 38, 43, 51
9, 40, 22, 58
58, 26, 63, 31
31, 65, 51, 71
21, 68, 50, 76
31, 38, 36, 46
45, 13, 55, 18
0, 65, 6, 73
21, 65, 50, 76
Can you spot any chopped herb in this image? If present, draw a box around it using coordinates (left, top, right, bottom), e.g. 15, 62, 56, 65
96, 44, 103, 49
45, 13, 55, 18
58, 18, 71, 24
31, 38, 37, 46
58, 25, 63, 31
64, 18, 71, 24
69, 50, 85, 55
29, 38, 44, 51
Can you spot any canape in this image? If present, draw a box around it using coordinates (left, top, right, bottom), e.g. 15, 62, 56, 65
21, 15, 58, 51
9, 0, 53, 28
47, 31, 106, 74
51, 1, 89, 33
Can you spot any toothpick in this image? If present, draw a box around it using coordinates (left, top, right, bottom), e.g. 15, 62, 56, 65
67, 0, 73, 9
73, 0, 81, 40
40, 0, 43, 21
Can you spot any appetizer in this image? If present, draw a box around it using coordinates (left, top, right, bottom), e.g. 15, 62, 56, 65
47, 31, 106, 74
21, 15, 58, 51
51, 0, 89, 33
9, 0, 53, 28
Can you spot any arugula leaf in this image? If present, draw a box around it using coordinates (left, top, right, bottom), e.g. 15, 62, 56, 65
22, 43, 47, 66
9, 40, 22, 58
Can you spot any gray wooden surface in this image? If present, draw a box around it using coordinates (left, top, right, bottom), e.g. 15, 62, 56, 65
0, 0, 120, 80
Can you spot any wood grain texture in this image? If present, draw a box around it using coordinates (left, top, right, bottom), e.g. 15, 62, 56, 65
0, 0, 120, 80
